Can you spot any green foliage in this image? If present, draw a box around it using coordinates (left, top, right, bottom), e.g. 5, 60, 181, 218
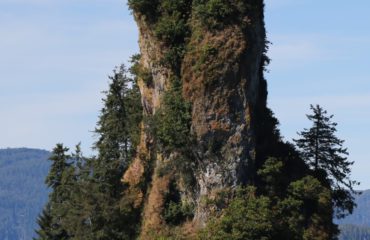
35, 144, 72, 240
200, 158, 338, 240
195, 0, 235, 25
199, 187, 274, 240
154, 14, 188, 45
35, 204, 54, 240
257, 157, 284, 197
130, 54, 153, 86
154, 0, 191, 40
162, 181, 194, 226
194, 0, 251, 29
94, 64, 142, 173
155, 77, 192, 152
163, 201, 194, 226
282, 176, 334, 238
127, 0, 158, 20
86, 64, 143, 239
199, 44, 218, 65
154, 0, 191, 75
294, 104, 359, 218
160, 46, 186, 73
45, 144, 70, 190
163, 201, 184, 225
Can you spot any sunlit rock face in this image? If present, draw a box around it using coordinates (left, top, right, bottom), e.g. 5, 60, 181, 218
123, 1, 268, 237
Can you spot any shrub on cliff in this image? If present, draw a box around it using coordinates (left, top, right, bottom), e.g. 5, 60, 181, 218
155, 77, 192, 152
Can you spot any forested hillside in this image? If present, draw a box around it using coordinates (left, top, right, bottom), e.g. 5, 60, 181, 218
338, 190, 370, 226
339, 224, 370, 240
338, 190, 370, 240
0, 148, 50, 240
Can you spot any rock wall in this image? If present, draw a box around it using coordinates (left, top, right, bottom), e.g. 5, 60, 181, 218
123, 1, 268, 238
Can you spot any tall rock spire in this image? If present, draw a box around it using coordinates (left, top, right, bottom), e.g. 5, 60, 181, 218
123, 1, 271, 238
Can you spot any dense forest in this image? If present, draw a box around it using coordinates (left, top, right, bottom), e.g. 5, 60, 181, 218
0, 148, 50, 240
32, 1, 359, 239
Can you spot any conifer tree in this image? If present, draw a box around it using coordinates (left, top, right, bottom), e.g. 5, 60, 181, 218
35, 144, 71, 240
60, 144, 94, 239
46, 144, 71, 190
294, 104, 359, 218
34, 204, 54, 240
94, 64, 141, 179
83, 64, 142, 239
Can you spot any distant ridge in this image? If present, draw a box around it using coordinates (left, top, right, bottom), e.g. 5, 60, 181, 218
339, 224, 370, 240
0, 148, 50, 240
338, 189, 370, 239
338, 189, 370, 227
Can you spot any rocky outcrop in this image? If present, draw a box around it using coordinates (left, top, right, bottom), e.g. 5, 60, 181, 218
123, 0, 268, 237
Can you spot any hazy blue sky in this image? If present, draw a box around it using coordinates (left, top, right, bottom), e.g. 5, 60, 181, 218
0, 0, 369, 188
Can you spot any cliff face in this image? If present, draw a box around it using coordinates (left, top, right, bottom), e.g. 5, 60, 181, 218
123, 1, 269, 237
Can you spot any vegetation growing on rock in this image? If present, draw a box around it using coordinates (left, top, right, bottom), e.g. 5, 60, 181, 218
155, 77, 192, 152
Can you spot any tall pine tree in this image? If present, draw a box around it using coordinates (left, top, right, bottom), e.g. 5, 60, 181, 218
35, 144, 71, 240
294, 104, 359, 218
87, 63, 143, 239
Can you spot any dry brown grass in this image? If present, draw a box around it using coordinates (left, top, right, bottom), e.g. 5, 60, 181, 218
140, 170, 172, 239
182, 24, 246, 102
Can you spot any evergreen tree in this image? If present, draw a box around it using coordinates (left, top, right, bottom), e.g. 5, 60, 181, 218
60, 144, 94, 239
45, 144, 71, 190
294, 104, 359, 218
199, 187, 274, 240
94, 64, 141, 178
35, 144, 71, 240
34, 204, 54, 240
85, 64, 142, 239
